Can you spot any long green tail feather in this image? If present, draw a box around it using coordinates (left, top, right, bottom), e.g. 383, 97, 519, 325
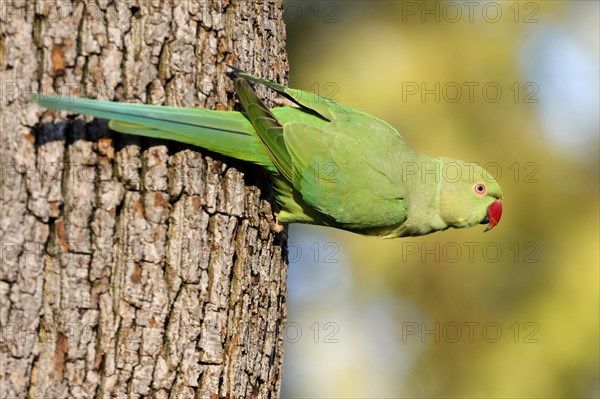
29, 94, 275, 170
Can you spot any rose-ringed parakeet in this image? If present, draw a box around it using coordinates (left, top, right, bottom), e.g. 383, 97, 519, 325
30, 68, 502, 238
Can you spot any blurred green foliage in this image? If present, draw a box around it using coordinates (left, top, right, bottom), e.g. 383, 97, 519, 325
282, 1, 599, 398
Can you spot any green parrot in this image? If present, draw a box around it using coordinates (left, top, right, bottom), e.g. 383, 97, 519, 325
30, 68, 502, 238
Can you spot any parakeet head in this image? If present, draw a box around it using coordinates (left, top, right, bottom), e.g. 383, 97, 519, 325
438, 158, 503, 231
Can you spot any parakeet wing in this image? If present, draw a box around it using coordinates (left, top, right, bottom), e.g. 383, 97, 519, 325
284, 115, 408, 230
231, 69, 350, 121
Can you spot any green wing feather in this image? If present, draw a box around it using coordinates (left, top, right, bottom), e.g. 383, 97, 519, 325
283, 116, 408, 231
230, 68, 350, 121
231, 77, 294, 180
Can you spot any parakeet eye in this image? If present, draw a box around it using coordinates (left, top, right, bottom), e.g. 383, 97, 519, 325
474, 183, 487, 195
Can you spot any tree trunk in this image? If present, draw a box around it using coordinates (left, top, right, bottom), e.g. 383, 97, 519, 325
0, 1, 289, 397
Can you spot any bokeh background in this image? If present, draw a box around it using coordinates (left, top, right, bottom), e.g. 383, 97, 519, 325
279, 1, 599, 398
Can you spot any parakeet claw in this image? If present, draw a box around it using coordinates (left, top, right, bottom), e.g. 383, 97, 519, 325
266, 210, 288, 241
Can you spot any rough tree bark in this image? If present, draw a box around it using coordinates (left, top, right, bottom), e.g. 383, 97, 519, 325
0, 1, 289, 397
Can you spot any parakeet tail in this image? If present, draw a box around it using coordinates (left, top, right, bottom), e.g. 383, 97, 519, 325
29, 94, 274, 169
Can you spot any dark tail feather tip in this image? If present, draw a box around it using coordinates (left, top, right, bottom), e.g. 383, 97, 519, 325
226, 64, 248, 79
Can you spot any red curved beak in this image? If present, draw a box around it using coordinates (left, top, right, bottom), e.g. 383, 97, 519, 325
484, 199, 502, 232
